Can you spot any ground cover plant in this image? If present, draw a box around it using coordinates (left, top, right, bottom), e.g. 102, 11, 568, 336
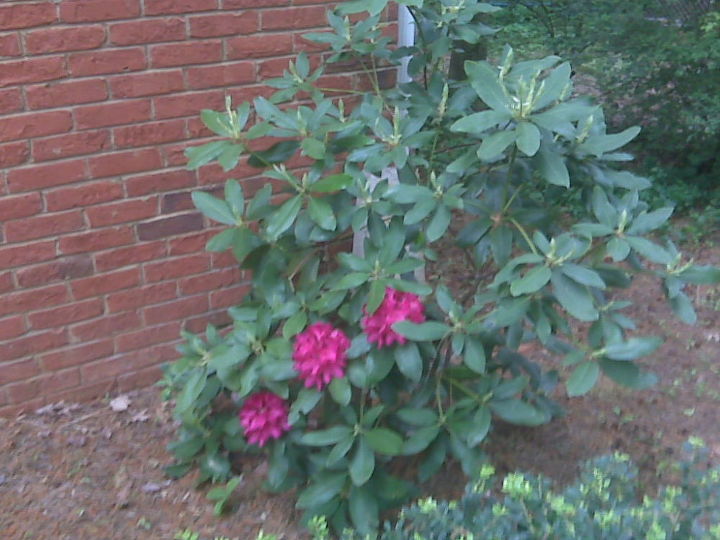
160, 0, 720, 534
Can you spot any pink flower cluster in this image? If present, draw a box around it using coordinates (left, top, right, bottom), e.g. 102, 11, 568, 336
240, 288, 426, 446
238, 391, 290, 447
362, 287, 426, 348
293, 322, 351, 390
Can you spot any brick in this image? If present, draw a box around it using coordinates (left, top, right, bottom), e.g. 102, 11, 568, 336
26, 79, 108, 109
39, 339, 114, 371
71, 267, 140, 300
0, 272, 13, 294
4, 211, 84, 243
114, 321, 181, 353
0, 88, 22, 114
0, 192, 41, 221
74, 99, 151, 130
6, 159, 87, 193
89, 148, 162, 178
223, 0, 288, 7
59, 226, 135, 255
150, 40, 223, 68
69, 48, 146, 77
0, 56, 66, 87
160, 190, 193, 213
125, 169, 195, 197
189, 12, 258, 37
136, 213, 204, 241
161, 141, 196, 167
0, 284, 69, 317
0, 329, 67, 363
60, 0, 140, 23
145, 0, 218, 15
109, 18, 185, 45
117, 363, 164, 392
0, 400, 44, 417
180, 267, 241, 295
0, 3, 57, 31
94, 240, 165, 272
211, 250, 238, 268
86, 197, 159, 229
44, 380, 113, 405
29, 298, 104, 330
25, 25, 105, 54
167, 230, 214, 255
106, 281, 176, 313
0, 33, 21, 56
6, 380, 40, 405
261, 6, 327, 30
110, 70, 184, 99
227, 34, 294, 59
113, 119, 186, 148
144, 294, 209, 325
0, 241, 56, 270
210, 283, 250, 309
45, 180, 123, 212
0, 110, 73, 143
144, 253, 210, 282
70, 311, 141, 342
184, 309, 232, 333
32, 130, 111, 162
0, 141, 30, 168
154, 90, 225, 119
38, 369, 81, 395
17, 255, 94, 288
0, 316, 26, 341
185, 61, 255, 90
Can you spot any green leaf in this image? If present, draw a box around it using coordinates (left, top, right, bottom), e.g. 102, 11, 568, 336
176, 368, 206, 413
467, 407, 491, 447
450, 109, 510, 135
310, 173, 354, 193
247, 140, 300, 168
217, 143, 243, 172
282, 310, 307, 339
465, 61, 510, 113
463, 337, 486, 374
167, 436, 204, 461
566, 361, 600, 397
299, 426, 353, 447
206, 228, 236, 252
600, 359, 658, 389
296, 472, 346, 509
490, 399, 548, 426
290, 387, 322, 423
224, 179, 244, 216
625, 236, 673, 265
627, 207, 673, 235
396, 408, 438, 427
366, 279, 387, 314
350, 438, 375, 486
427, 204, 452, 243
607, 237, 630, 262
265, 196, 302, 240
301, 138, 326, 160
192, 191, 236, 225
603, 337, 662, 361
560, 264, 606, 289
580, 126, 641, 156
395, 342, 423, 383
308, 197, 337, 231
201, 109, 234, 137
670, 292, 697, 325
392, 321, 450, 341
326, 436, 355, 466
679, 265, 720, 285
334, 272, 370, 290
477, 130, 516, 161
516, 122, 541, 156
328, 377, 352, 406
551, 271, 599, 322
510, 265, 551, 296
365, 428, 404, 456
537, 149, 570, 187
348, 485, 379, 535
185, 140, 229, 170
402, 425, 440, 455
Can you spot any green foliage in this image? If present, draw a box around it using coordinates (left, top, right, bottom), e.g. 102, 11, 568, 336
363, 439, 720, 539
160, 0, 720, 534
494, 0, 720, 202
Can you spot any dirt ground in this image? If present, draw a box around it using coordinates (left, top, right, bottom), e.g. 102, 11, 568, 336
2, 230, 720, 540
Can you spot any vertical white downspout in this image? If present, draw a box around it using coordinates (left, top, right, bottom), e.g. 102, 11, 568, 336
352, 4, 417, 260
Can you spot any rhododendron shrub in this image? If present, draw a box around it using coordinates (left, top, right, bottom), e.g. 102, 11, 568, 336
160, 0, 720, 534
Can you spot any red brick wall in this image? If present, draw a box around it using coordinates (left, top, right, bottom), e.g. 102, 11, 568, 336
0, 0, 386, 416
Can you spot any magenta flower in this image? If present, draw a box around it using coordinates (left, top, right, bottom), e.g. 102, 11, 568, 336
293, 322, 350, 390
362, 287, 426, 348
239, 391, 290, 447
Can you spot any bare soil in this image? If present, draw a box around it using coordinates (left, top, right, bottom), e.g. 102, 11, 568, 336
2, 232, 720, 540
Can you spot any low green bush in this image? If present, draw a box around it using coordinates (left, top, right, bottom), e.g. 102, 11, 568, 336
344, 439, 720, 539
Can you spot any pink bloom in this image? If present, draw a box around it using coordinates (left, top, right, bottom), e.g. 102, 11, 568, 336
239, 391, 290, 447
293, 322, 350, 390
362, 287, 426, 348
